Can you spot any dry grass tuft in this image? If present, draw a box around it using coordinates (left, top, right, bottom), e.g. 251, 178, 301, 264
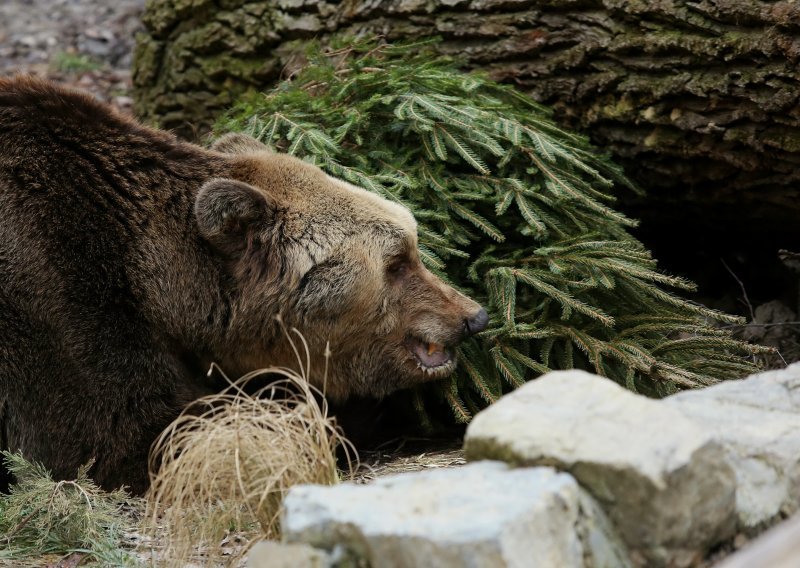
142, 330, 355, 567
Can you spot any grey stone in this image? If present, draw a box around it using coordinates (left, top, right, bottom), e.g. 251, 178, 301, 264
464, 370, 737, 566
666, 363, 800, 530
247, 540, 330, 568
283, 461, 630, 568
575, 490, 633, 568
739, 301, 800, 367
79, 37, 113, 58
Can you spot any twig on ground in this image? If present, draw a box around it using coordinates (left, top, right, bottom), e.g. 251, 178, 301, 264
721, 259, 756, 322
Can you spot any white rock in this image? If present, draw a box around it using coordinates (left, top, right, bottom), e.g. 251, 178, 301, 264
666, 363, 800, 530
715, 512, 800, 568
283, 461, 630, 568
464, 370, 737, 566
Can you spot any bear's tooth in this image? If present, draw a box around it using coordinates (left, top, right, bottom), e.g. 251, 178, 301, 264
427, 342, 444, 355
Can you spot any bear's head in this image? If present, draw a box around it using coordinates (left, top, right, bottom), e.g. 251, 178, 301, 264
195, 134, 488, 400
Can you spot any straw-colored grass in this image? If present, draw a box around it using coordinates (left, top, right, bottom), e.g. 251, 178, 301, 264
142, 330, 355, 567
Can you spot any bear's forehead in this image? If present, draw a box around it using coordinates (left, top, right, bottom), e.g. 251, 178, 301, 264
329, 175, 416, 233
245, 152, 417, 237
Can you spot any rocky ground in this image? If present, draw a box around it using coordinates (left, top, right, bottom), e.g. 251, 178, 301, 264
0, 0, 144, 113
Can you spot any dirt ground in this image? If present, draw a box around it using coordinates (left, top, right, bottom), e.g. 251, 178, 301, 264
0, 0, 144, 113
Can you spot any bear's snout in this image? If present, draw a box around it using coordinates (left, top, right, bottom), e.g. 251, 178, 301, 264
464, 307, 489, 337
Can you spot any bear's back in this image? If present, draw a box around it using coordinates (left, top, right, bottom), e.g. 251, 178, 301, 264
0, 76, 214, 215
0, 77, 227, 315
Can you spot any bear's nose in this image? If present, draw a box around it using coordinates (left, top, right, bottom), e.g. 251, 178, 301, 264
464, 308, 489, 336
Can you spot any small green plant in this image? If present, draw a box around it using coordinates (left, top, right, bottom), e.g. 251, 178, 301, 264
217, 38, 766, 421
0, 451, 139, 567
50, 52, 103, 74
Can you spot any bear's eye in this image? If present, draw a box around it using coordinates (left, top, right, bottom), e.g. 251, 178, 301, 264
386, 257, 410, 280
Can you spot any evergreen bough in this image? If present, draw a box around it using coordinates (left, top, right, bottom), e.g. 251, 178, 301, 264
217, 39, 763, 422
0, 451, 138, 567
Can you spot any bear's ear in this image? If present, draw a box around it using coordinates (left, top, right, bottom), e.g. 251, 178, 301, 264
194, 178, 274, 255
210, 133, 271, 155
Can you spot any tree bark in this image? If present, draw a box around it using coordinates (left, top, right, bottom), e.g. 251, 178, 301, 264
133, 0, 800, 278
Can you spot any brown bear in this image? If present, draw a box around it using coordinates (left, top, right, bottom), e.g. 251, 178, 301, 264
0, 76, 488, 494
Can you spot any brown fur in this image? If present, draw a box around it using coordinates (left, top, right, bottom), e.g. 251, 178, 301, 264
0, 77, 486, 493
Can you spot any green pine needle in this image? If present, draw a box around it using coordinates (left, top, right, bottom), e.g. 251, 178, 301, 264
0, 451, 139, 567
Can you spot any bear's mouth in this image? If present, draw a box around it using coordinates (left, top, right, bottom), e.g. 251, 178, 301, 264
406, 337, 456, 373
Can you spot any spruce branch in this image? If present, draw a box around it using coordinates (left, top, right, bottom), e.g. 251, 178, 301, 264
0, 451, 139, 566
